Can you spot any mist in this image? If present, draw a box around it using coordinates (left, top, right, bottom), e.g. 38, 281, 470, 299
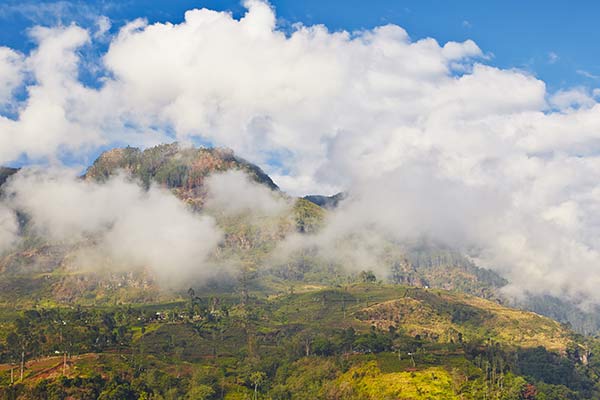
204, 170, 290, 217
0, 204, 18, 253
2, 168, 223, 285
273, 164, 506, 277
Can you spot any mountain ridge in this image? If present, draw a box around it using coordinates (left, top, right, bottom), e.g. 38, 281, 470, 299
0, 143, 594, 336
1, 144, 600, 399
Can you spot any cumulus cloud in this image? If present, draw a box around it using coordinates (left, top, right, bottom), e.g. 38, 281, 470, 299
94, 16, 111, 39
205, 170, 289, 216
549, 88, 596, 110
0, 47, 23, 106
4, 168, 222, 283
1, 0, 600, 304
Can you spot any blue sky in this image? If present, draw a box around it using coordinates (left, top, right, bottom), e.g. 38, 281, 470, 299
0, 0, 598, 92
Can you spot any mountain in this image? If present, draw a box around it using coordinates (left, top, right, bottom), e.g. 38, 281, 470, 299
0, 143, 587, 330
0, 143, 504, 306
0, 167, 18, 187
1, 144, 600, 398
1, 144, 598, 339
84, 143, 278, 208
516, 295, 600, 336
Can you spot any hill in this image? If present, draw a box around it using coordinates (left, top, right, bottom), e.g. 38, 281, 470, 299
84, 143, 278, 208
0, 144, 505, 307
0, 283, 597, 399
3, 143, 595, 333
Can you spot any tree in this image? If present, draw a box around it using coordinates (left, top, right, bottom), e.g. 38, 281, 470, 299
185, 384, 215, 400
187, 288, 196, 315
359, 270, 377, 283
312, 337, 335, 356
250, 371, 266, 400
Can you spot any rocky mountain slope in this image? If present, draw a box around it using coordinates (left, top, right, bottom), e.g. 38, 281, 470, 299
84, 143, 278, 208
0, 144, 505, 305
2, 143, 598, 336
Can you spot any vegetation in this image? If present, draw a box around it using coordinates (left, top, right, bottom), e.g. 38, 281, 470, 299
1, 144, 600, 398
84, 143, 278, 209
0, 284, 598, 399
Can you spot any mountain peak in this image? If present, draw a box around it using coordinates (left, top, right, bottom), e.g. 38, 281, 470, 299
84, 143, 278, 206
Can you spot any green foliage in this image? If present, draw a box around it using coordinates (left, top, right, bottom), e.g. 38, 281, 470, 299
515, 346, 594, 394
327, 361, 459, 400
0, 284, 598, 399
359, 270, 377, 283
292, 198, 325, 234
184, 384, 215, 400
84, 143, 278, 197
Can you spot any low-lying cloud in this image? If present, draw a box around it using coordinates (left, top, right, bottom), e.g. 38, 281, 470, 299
205, 170, 290, 216
0, 204, 18, 253
3, 168, 223, 284
274, 165, 506, 277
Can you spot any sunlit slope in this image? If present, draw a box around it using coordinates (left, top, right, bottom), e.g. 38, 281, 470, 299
0, 283, 590, 399
270, 284, 573, 352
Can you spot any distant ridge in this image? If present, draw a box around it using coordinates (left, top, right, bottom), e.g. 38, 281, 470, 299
303, 192, 346, 209
0, 167, 18, 187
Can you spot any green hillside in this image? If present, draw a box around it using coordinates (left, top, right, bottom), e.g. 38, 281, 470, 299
0, 283, 597, 399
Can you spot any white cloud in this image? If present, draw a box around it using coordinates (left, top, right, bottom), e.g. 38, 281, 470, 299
0, 204, 19, 253
4, 168, 223, 283
577, 69, 600, 80
550, 88, 596, 110
94, 16, 111, 38
205, 170, 290, 216
0, 1, 117, 27
0, 47, 24, 105
1, 1, 600, 304
0, 25, 97, 162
